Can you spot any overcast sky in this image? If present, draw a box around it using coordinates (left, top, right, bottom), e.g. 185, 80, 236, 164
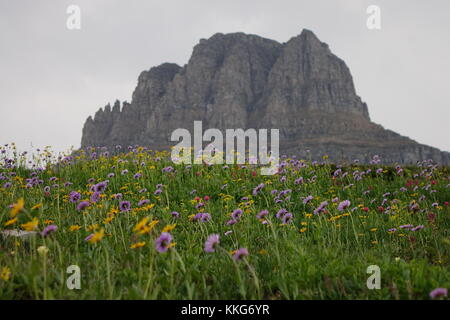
1, 0, 449, 154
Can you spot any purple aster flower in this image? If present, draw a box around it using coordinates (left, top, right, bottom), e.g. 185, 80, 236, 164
112, 193, 123, 199
162, 166, 174, 173
276, 208, 288, 219
138, 199, 150, 206
429, 288, 448, 299
90, 191, 101, 203
252, 183, 265, 196
155, 232, 172, 253
107, 173, 115, 178
233, 248, 249, 261
119, 201, 131, 212
314, 201, 329, 215
133, 173, 142, 179
195, 202, 205, 210
226, 219, 238, 226
231, 209, 243, 220
294, 177, 304, 185
84, 233, 94, 242
338, 200, 351, 212
93, 181, 108, 193
3, 182, 12, 189
303, 195, 313, 204
41, 224, 58, 237
256, 210, 268, 219
77, 201, 90, 211
201, 213, 211, 222
388, 228, 397, 232
411, 225, 424, 231
282, 212, 293, 224
44, 186, 51, 193
399, 224, 413, 229
121, 169, 128, 175
154, 189, 162, 196
171, 211, 180, 218
204, 234, 220, 253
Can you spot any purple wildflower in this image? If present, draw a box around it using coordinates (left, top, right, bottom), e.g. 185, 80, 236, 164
429, 288, 448, 299
233, 248, 249, 261
231, 209, 243, 220
282, 213, 293, 224
204, 234, 220, 253
84, 234, 94, 242
119, 201, 131, 212
252, 183, 265, 196
77, 201, 90, 211
69, 191, 81, 203
155, 232, 172, 253
314, 201, 329, 215
256, 210, 268, 219
138, 199, 150, 206
411, 225, 424, 231
93, 181, 108, 193
41, 224, 58, 237
162, 166, 174, 173
276, 209, 288, 219
133, 173, 142, 179
303, 195, 313, 204
171, 211, 180, 218
338, 200, 351, 212
90, 191, 101, 203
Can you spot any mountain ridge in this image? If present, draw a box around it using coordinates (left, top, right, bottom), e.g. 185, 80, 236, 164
81, 29, 450, 165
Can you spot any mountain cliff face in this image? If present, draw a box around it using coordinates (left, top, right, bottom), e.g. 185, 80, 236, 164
81, 29, 450, 165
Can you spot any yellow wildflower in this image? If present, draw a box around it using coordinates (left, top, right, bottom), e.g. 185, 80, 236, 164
162, 223, 176, 233
1, 267, 11, 281
69, 225, 81, 232
10, 198, 24, 217
21, 218, 39, 231
88, 229, 105, 244
31, 203, 42, 210
87, 224, 99, 232
130, 241, 146, 249
4, 218, 17, 227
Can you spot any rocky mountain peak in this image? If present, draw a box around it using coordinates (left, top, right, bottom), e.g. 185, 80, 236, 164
81, 29, 449, 165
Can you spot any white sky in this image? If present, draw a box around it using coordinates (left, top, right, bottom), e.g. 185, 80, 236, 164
1, 0, 449, 153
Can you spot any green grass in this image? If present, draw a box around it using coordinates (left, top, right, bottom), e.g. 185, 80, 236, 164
0, 147, 449, 299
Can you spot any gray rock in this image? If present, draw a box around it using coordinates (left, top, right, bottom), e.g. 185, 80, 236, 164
81, 30, 450, 165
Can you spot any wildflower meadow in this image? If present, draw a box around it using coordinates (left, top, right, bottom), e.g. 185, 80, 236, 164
0, 144, 449, 300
